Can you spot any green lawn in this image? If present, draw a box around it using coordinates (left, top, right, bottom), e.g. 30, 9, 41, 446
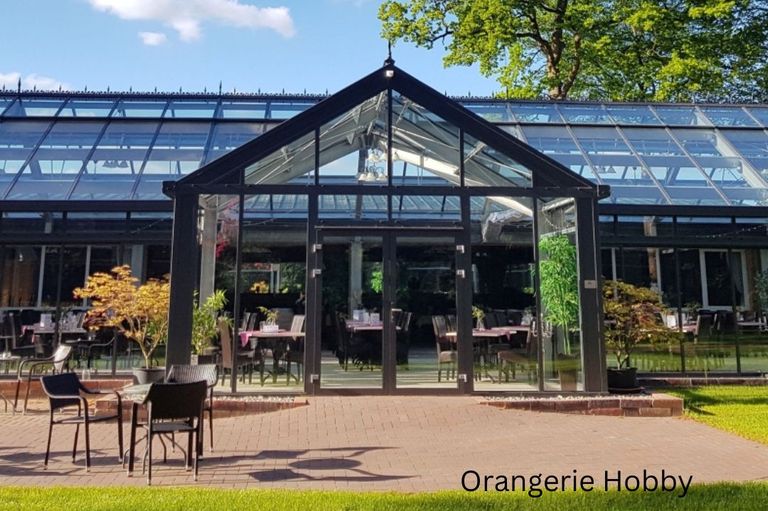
667, 386, 768, 445
0, 485, 767, 511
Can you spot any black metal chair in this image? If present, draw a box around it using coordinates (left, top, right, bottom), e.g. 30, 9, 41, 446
14, 344, 73, 414
166, 364, 218, 452
39, 372, 123, 471
128, 381, 207, 485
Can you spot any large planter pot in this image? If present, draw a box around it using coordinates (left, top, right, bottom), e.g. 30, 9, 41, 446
133, 367, 165, 385
607, 367, 640, 393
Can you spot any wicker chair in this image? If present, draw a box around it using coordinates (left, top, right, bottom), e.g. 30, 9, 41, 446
14, 344, 73, 414
284, 314, 305, 385
432, 315, 456, 382
127, 381, 207, 485
166, 364, 218, 452
218, 319, 261, 385
40, 372, 123, 471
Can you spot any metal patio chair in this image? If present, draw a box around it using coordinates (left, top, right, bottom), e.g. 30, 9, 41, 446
166, 364, 218, 452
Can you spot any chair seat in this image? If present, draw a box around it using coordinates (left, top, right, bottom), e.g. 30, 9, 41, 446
142, 421, 197, 433
55, 413, 119, 425
498, 350, 528, 363
438, 351, 456, 363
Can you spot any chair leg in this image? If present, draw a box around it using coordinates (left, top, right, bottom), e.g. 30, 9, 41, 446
186, 431, 193, 470
84, 420, 91, 471
208, 408, 214, 452
44, 412, 54, 468
147, 432, 153, 485
22, 375, 32, 414
13, 379, 21, 412
72, 423, 80, 462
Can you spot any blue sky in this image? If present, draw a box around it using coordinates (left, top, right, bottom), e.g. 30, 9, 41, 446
0, 0, 498, 96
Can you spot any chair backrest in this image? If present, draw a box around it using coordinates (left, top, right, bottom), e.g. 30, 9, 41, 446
696, 314, 714, 338
144, 381, 207, 422
218, 318, 233, 369
52, 344, 73, 373
41, 372, 83, 410
240, 312, 251, 332
401, 312, 412, 332
290, 314, 305, 334
247, 313, 258, 331
445, 314, 457, 332
167, 364, 218, 388
484, 313, 498, 328
432, 315, 447, 339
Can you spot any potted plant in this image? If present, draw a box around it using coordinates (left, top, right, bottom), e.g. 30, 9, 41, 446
472, 306, 486, 329
257, 306, 279, 332
537, 234, 580, 390
74, 265, 170, 384
191, 290, 228, 364
603, 280, 680, 391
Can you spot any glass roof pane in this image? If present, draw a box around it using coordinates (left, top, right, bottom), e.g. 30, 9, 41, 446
314, 92, 387, 186
245, 130, 315, 185
521, 125, 597, 180
570, 127, 653, 187
135, 122, 211, 199
391, 91, 460, 187
700, 107, 757, 127
70, 121, 157, 200
112, 99, 167, 117
206, 122, 267, 163
652, 106, 711, 126
0, 120, 52, 197
243, 194, 308, 219
58, 99, 116, 117
722, 187, 768, 205
6, 120, 106, 199
462, 102, 514, 122
268, 100, 315, 120
557, 104, 612, 124
605, 184, 667, 205
605, 105, 660, 125
392, 195, 461, 221
319, 194, 388, 219
164, 100, 218, 118
721, 129, 768, 177
0, 98, 13, 115
746, 107, 768, 127
622, 128, 685, 156
509, 104, 563, 123
464, 132, 532, 188
219, 100, 269, 119
3, 98, 65, 117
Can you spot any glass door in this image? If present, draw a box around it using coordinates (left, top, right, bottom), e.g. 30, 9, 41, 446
317, 232, 385, 390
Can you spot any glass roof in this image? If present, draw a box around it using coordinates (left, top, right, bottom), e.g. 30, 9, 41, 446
1, 91, 768, 205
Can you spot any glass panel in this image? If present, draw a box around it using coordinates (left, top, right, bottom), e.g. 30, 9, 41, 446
721, 130, 768, 178
317, 92, 387, 185
395, 235, 458, 389
88, 246, 119, 275
145, 245, 171, 279
464, 132, 532, 187
319, 195, 388, 220
237, 193, 307, 391
206, 123, 266, 163
615, 215, 673, 238
510, 104, 563, 123
219, 101, 268, 119
0, 120, 51, 197
164, 100, 217, 118
391, 91, 460, 187
135, 122, 210, 199
391, 195, 461, 222
59, 247, 88, 307
471, 195, 537, 391
245, 131, 314, 185
7, 121, 103, 200
618, 248, 661, 291
703, 250, 743, 308
462, 102, 514, 122
700, 107, 757, 127
746, 107, 768, 127
112, 100, 167, 118
3, 98, 64, 117
66, 212, 128, 233
0, 246, 42, 307
58, 99, 116, 117
71, 121, 157, 200
537, 198, 583, 391
0, 98, 14, 115
130, 212, 173, 233
320, 234, 384, 389
267, 100, 315, 120
557, 104, 611, 124
521, 126, 597, 180
652, 106, 710, 126
605, 105, 660, 125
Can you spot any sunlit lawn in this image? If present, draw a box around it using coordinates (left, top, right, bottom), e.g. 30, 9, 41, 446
667, 386, 768, 445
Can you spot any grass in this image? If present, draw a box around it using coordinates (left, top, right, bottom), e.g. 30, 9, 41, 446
1, 485, 768, 511
667, 385, 768, 445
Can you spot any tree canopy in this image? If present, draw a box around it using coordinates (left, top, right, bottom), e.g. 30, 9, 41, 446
379, 0, 768, 101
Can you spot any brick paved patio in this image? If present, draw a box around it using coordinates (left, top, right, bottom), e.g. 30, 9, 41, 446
1, 396, 767, 490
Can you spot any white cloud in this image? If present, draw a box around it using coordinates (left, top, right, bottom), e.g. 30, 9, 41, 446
139, 31, 168, 46
0, 72, 71, 91
89, 0, 295, 41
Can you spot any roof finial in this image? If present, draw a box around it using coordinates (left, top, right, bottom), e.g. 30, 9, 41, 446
384, 41, 394, 67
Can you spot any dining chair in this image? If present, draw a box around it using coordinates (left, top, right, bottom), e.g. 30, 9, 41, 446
128, 381, 207, 485
218, 319, 261, 386
40, 372, 123, 471
284, 314, 305, 384
432, 315, 455, 382
14, 344, 73, 414
166, 364, 218, 452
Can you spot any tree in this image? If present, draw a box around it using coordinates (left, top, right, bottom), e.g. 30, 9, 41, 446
379, 0, 768, 101
74, 265, 170, 369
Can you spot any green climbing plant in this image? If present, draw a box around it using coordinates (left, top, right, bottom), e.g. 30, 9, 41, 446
537, 234, 579, 355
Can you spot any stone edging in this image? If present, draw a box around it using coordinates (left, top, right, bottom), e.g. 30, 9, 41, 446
482, 393, 683, 417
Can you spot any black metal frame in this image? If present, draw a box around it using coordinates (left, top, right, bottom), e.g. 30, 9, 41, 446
163, 63, 608, 394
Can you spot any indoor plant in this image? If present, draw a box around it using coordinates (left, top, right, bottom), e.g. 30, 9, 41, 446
74, 265, 170, 383
537, 234, 580, 390
191, 289, 228, 364
603, 280, 680, 390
